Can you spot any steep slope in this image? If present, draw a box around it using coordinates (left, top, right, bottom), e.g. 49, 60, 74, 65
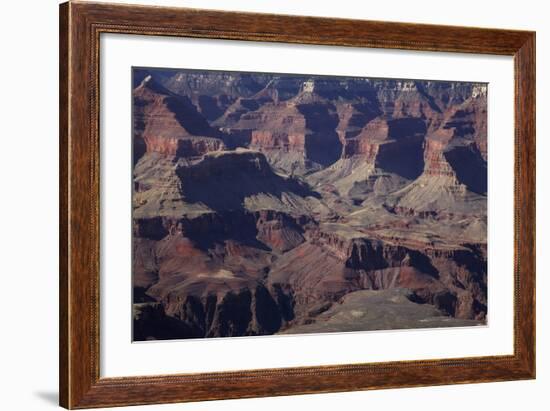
279, 289, 482, 335
381, 111, 487, 216
306, 116, 425, 203
266, 223, 486, 324
175, 149, 321, 214
133, 75, 225, 161
159, 70, 271, 121
217, 79, 364, 175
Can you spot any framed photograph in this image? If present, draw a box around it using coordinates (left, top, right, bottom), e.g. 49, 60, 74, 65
59, 1, 535, 408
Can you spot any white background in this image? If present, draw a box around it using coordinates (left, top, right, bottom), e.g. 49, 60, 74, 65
0, 0, 547, 410
101, 34, 514, 377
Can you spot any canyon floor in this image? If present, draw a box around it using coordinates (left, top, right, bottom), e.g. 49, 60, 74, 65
132, 68, 488, 341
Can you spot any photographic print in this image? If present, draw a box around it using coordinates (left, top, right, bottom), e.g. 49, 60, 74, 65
132, 67, 488, 341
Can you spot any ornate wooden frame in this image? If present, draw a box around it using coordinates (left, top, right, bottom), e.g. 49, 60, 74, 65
59, 1, 536, 408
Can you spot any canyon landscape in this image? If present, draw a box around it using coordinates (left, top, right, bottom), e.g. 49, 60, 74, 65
132, 67, 488, 341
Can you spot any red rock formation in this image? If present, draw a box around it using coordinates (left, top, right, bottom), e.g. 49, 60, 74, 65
132, 210, 309, 337
267, 226, 486, 322
445, 93, 488, 160
342, 117, 389, 159
133, 75, 224, 159
423, 132, 456, 178
141, 135, 224, 157
250, 130, 305, 152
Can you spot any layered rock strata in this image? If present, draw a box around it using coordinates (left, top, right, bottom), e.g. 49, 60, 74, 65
132, 68, 488, 340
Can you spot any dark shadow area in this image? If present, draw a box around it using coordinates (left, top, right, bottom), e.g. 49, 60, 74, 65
133, 68, 174, 89
133, 283, 285, 340
433, 291, 458, 316
387, 117, 427, 140
133, 302, 201, 341
254, 285, 283, 334
271, 283, 296, 322
451, 247, 488, 296
408, 251, 440, 279
297, 103, 342, 167
345, 243, 439, 280
134, 216, 169, 241
342, 103, 381, 139
211, 290, 253, 337
473, 299, 488, 317
133, 135, 146, 166
240, 98, 260, 111
177, 210, 271, 252
444, 109, 476, 138
197, 94, 225, 121
220, 129, 252, 150
165, 95, 220, 138
176, 151, 320, 212
406, 290, 457, 317
132, 68, 151, 88
376, 137, 425, 180
133, 286, 156, 303
133, 74, 221, 139
415, 82, 443, 113
350, 103, 381, 124
444, 145, 487, 194
304, 131, 342, 167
